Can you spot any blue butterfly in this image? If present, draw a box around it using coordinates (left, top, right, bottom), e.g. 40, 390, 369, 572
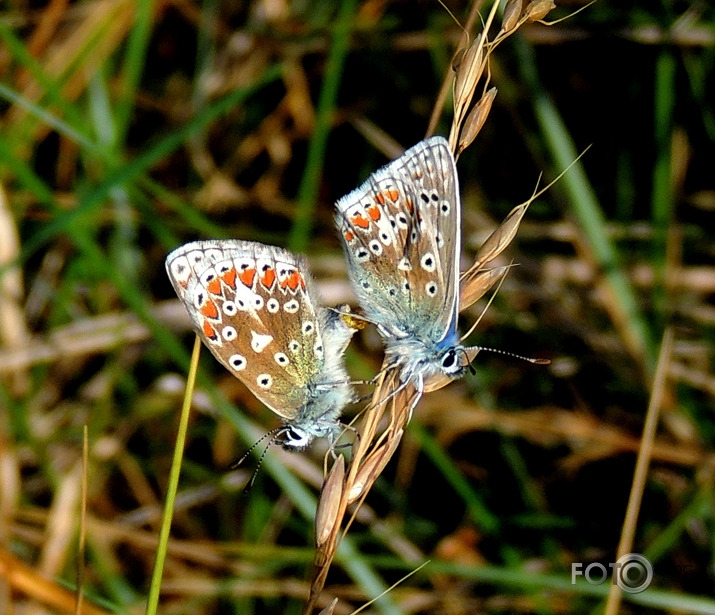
335, 137, 476, 404
166, 240, 358, 450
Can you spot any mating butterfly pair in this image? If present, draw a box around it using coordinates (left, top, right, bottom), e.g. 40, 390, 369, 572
166, 136, 475, 450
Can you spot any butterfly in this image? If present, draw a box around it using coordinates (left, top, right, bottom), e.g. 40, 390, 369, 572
165, 240, 358, 450
335, 136, 475, 404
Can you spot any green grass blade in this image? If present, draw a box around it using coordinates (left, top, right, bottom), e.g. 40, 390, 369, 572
288, 0, 359, 252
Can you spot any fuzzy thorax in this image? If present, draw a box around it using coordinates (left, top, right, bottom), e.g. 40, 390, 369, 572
385, 334, 467, 392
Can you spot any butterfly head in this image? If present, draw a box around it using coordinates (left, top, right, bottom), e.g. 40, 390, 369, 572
279, 425, 314, 451
386, 330, 470, 393
278, 387, 351, 451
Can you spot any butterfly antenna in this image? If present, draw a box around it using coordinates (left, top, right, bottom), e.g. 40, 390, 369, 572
231, 427, 281, 470
242, 430, 284, 494
470, 346, 550, 365
457, 261, 549, 366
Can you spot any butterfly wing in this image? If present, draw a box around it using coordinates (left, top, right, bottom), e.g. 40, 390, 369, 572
335, 136, 461, 345
166, 240, 327, 423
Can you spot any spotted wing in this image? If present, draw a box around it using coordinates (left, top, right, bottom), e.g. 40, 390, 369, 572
335, 137, 460, 344
165, 240, 327, 422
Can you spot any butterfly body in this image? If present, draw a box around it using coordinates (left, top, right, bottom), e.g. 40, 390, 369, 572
166, 240, 356, 450
335, 136, 469, 397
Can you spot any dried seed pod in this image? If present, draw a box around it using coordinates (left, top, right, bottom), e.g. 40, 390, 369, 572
348, 430, 404, 503
315, 455, 345, 548
452, 47, 467, 73
453, 35, 484, 121
317, 598, 339, 615
459, 266, 509, 312
474, 203, 529, 267
525, 0, 556, 22
458, 87, 497, 156
502, 0, 524, 33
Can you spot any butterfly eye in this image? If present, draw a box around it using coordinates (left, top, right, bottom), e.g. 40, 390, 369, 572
282, 427, 309, 450
440, 349, 462, 374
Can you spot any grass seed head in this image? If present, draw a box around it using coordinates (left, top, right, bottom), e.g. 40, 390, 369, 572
525, 0, 557, 22
315, 455, 345, 548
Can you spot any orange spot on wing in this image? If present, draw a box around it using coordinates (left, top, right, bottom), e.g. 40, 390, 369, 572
261, 268, 276, 289
238, 268, 256, 288
200, 300, 219, 319
386, 189, 399, 202
406, 198, 414, 213
344, 230, 355, 242
366, 205, 381, 221
221, 268, 237, 289
375, 192, 385, 205
351, 213, 370, 229
202, 320, 217, 340
207, 278, 222, 295
286, 270, 301, 291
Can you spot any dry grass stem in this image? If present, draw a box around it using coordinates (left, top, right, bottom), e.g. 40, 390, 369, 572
0, 547, 111, 615
447, 0, 557, 156
0, 183, 29, 394
605, 328, 673, 615
304, 3, 557, 609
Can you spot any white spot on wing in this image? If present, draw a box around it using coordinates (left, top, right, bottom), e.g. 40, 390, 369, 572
284, 299, 299, 313
229, 354, 246, 371
257, 374, 272, 389
223, 301, 237, 315
251, 331, 273, 353
420, 253, 436, 272
169, 255, 191, 285
355, 248, 370, 263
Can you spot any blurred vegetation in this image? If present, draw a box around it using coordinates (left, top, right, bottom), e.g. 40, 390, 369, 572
0, 0, 714, 614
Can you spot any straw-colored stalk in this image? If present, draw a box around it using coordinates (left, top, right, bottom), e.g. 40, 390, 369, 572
305, 1, 557, 611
